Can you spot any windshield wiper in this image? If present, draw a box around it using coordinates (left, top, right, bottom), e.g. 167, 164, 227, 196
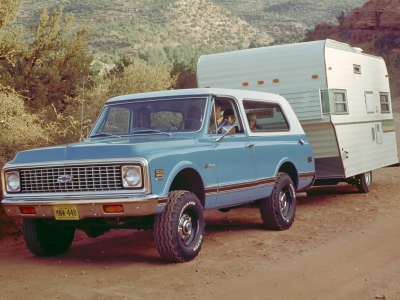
131, 129, 171, 136
89, 133, 121, 139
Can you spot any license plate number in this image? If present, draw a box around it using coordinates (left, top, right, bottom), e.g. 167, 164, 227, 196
53, 205, 80, 220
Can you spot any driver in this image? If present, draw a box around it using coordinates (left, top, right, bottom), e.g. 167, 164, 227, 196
181, 106, 202, 130
215, 101, 232, 134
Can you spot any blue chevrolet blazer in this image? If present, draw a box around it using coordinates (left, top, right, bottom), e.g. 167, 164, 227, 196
1, 88, 315, 262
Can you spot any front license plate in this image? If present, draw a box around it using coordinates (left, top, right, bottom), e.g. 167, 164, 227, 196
53, 205, 80, 220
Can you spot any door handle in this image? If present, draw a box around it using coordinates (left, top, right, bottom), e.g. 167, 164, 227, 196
245, 143, 254, 148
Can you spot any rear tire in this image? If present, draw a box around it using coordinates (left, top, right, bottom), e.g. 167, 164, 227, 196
355, 171, 372, 193
154, 190, 205, 262
260, 172, 296, 230
23, 219, 75, 256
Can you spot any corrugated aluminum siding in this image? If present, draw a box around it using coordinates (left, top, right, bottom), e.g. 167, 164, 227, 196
197, 40, 327, 121
301, 122, 340, 158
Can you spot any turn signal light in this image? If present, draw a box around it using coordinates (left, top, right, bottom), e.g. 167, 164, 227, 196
312, 75, 318, 79
242, 82, 249, 86
103, 205, 124, 213
20, 207, 36, 215
257, 80, 264, 85
272, 79, 279, 83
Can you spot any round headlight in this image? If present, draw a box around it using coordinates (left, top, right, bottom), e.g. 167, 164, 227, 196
7, 174, 20, 191
124, 168, 141, 186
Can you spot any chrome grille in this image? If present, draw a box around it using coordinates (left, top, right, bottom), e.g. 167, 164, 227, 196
20, 165, 123, 193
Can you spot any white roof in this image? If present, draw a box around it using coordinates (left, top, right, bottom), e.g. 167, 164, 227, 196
107, 88, 285, 103
106, 88, 305, 136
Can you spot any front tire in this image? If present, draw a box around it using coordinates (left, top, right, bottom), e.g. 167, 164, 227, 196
23, 219, 75, 256
154, 190, 205, 262
260, 172, 296, 230
355, 171, 372, 193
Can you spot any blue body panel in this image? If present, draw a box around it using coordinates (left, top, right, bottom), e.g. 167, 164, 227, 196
7, 91, 315, 212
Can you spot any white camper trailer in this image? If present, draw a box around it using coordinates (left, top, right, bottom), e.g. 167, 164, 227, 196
197, 39, 398, 192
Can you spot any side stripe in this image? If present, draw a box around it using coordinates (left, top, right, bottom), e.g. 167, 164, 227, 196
299, 171, 315, 180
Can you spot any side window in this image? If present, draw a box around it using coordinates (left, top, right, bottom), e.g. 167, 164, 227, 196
334, 90, 348, 114
104, 107, 130, 133
243, 100, 289, 132
380, 92, 390, 113
209, 97, 243, 134
365, 91, 374, 113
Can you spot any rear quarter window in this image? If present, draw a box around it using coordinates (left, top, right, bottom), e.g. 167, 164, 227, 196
243, 100, 290, 132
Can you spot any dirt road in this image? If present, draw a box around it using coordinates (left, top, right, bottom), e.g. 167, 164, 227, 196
2, 111, 400, 300
1, 166, 400, 300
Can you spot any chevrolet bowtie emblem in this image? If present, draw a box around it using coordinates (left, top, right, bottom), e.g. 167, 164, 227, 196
57, 175, 73, 183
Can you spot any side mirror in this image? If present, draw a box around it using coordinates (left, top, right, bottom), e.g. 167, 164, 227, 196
216, 125, 235, 142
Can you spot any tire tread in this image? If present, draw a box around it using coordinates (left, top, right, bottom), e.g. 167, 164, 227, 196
154, 190, 203, 262
260, 172, 295, 231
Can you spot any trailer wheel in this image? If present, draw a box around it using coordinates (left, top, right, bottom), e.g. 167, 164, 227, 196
260, 172, 296, 230
154, 190, 205, 263
355, 171, 372, 193
23, 219, 75, 256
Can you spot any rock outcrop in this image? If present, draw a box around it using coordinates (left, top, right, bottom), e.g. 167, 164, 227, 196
342, 0, 400, 43
311, 0, 400, 99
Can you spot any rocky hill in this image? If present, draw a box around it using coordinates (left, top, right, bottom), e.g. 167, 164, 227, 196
311, 0, 400, 99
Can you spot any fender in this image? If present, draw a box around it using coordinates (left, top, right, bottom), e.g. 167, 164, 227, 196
274, 157, 299, 189
161, 160, 205, 197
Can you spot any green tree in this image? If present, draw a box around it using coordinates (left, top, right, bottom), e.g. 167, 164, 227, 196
0, 6, 93, 110
0, 0, 18, 31
171, 61, 197, 89
336, 10, 345, 31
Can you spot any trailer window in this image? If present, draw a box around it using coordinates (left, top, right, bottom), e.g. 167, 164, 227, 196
321, 90, 330, 113
333, 91, 348, 114
380, 93, 390, 113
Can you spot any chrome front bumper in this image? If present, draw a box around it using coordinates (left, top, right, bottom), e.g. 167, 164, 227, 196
1, 194, 166, 219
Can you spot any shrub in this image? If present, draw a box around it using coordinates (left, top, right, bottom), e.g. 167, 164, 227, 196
0, 87, 53, 167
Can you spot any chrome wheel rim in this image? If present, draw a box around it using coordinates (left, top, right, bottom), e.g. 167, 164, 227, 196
178, 213, 193, 242
279, 191, 290, 221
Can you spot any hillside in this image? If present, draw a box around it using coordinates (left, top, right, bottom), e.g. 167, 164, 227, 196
206, 0, 367, 43
14, 0, 367, 65
16, 0, 272, 65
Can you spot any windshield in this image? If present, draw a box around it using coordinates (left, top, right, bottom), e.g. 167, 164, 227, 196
89, 96, 208, 137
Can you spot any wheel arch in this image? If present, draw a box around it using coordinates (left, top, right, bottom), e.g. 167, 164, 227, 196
168, 167, 205, 208
277, 160, 299, 190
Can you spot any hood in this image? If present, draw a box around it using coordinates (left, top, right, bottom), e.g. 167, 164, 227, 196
8, 135, 196, 165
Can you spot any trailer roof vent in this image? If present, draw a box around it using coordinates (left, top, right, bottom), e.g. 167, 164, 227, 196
352, 47, 363, 53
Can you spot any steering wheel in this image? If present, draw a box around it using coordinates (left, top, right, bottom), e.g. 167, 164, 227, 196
180, 119, 202, 130
180, 119, 202, 125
